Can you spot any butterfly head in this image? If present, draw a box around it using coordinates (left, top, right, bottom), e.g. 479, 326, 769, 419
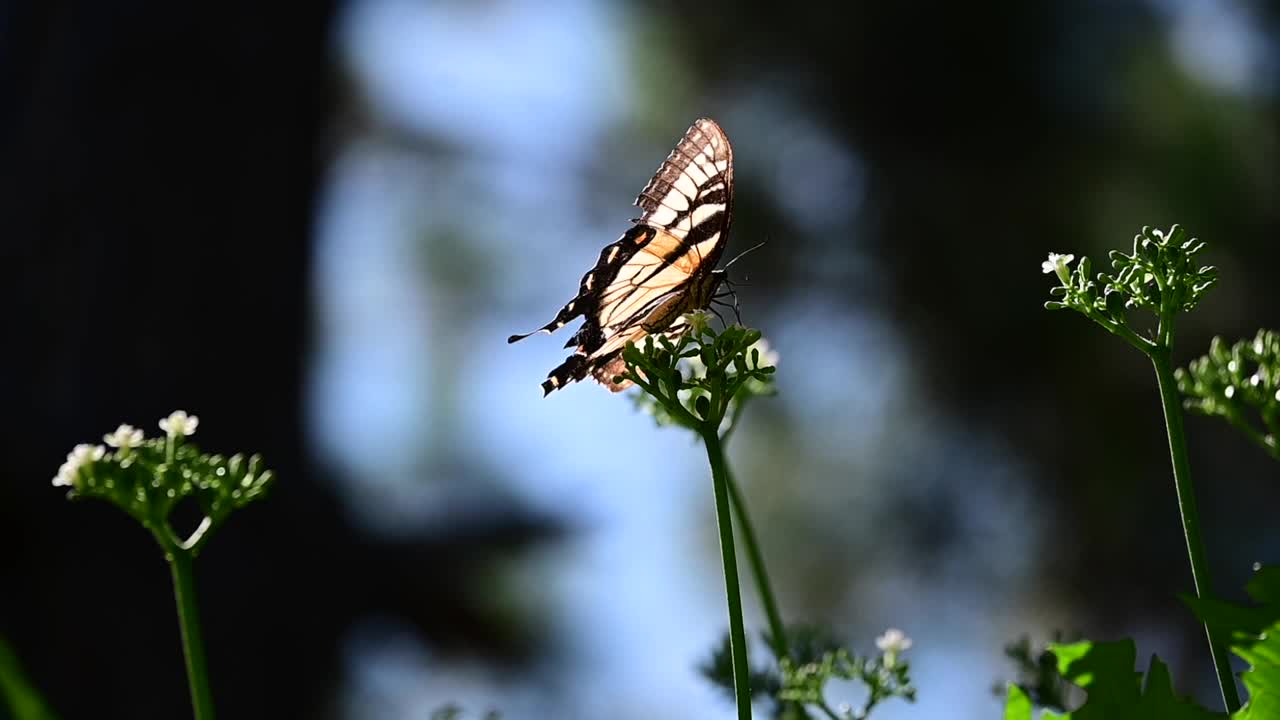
692, 268, 727, 307
696, 268, 742, 326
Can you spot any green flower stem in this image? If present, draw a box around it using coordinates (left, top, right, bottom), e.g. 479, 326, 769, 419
721, 390, 790, 658
723, 462, 789, 660
817, 701, 842, 720
723, 389, 791, 661
1151, 350, 1241, 713
168, 549, 216, 720
702, 427, 753, 720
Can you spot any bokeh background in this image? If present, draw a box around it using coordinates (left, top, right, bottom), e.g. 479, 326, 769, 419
2, 1, 1279, 718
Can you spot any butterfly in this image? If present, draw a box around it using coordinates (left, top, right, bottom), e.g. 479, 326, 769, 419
508, 118, 736, 396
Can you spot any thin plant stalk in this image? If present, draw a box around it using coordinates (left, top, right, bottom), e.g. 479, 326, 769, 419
1151, 350, 1241, 712
724, 460, 789, 660
702, 428, 753, 720
168, 549, 216, 720
722, 395, 800, 715
723, 391, 789, 659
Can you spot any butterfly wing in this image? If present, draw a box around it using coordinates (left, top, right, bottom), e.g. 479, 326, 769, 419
635, 117, 734, 261
509, 118, 735, 395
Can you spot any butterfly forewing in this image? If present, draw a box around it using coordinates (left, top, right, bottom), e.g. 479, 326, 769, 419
509, 118, 735, 395
635, 118, 733, 257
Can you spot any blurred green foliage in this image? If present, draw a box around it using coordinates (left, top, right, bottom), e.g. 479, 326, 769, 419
1179, 330, 1280, 462
0, 635, 57, 720
1004, 565, 1280, 719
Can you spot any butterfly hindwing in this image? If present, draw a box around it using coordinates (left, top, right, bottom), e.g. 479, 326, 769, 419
510, 118, 735, 395
506, 225, 652, 345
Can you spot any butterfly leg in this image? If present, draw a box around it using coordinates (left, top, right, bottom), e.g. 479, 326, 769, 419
708, 304, 729, 328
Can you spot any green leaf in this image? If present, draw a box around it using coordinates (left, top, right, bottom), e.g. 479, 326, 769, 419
1232, 625, 1280, 720
1003, 683, 1070, 720
1005, 685, 1034, 720
1000, 633, 1077, 712
1044, 639, 1222, 719
1186, 566, 1280, 719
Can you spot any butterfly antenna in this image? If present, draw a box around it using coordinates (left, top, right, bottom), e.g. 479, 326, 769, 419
723, 241, 767, 270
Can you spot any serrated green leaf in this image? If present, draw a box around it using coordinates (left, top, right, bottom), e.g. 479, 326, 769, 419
1233, 625, 1280, 720
1186, 566, 1280, 719
1003, 682, 1069, 720
1044, 639, 1222, 719
1005, 685, 1034, 720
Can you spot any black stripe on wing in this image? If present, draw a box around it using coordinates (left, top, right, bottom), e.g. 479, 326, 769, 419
541, 354, 591, 396
541, 319, 691, 397
507, 225, 657, 344
633, 117, 734, 268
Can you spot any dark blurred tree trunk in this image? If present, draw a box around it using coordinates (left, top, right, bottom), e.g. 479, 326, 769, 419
0, 5, 562, 717
0, 2, 338, 717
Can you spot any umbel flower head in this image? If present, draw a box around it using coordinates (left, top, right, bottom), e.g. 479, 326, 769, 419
50, 410, 274, 553
1178, 329, 1280, 462
1042, 225, 1217, 355
625, 314, 777, 433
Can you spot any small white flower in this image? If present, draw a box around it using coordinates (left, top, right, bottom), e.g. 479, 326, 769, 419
876, 628, 913, 654
51, 464, 74, 487
683, 310, 712, 335
68, 443, 106, 465
52, 443, 105, 487
1041, 252, 1075, 285
159, 410, 199, 437
103, 423, 144, 449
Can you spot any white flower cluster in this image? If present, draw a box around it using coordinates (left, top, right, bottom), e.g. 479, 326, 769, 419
51, 410, 200, 487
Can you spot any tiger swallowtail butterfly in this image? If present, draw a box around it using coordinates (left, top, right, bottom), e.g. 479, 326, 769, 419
508, 118, 735, 396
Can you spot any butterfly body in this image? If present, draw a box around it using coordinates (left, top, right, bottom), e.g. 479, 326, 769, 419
509, 118, 734, 396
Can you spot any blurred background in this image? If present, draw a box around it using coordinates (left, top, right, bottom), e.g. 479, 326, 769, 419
2, 1, 1279, 718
